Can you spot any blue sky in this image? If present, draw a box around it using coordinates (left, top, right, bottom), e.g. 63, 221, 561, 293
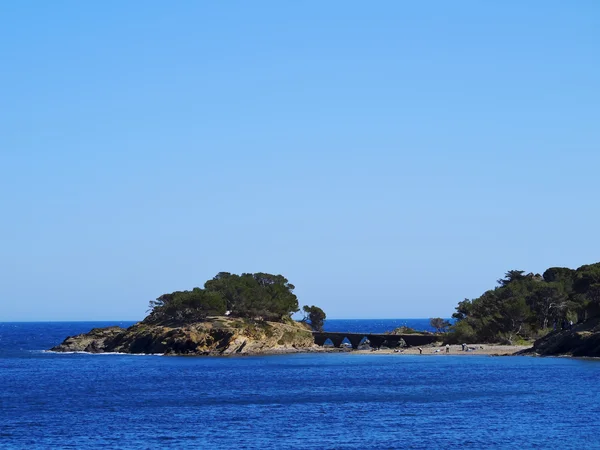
1, 1, 599, 321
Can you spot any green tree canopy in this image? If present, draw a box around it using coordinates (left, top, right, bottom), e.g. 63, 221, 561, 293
302, 305, 327, 331
146, 272, 300, 324
429, 317, 451, 333
145, 288, 227, 324
447, 262, 600, 343
497, 270, 527, 287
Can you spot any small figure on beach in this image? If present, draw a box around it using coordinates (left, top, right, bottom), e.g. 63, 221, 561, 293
461, 343, 466, 351
445, 344, 450, 354
418, 347, 422, 354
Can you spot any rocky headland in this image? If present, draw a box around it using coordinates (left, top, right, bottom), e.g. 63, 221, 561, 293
50, 317, 317, 356
50, 272, 328, 356
518, 317, 600, 357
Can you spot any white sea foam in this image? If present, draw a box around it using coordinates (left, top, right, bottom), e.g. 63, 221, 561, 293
42, 350, 164, 356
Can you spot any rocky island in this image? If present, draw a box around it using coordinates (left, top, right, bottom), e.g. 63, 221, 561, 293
50, 317, 316, 355
51, 272, 326, 355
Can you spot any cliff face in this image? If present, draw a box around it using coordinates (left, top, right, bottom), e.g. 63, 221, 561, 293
522, 317, 600, 357
50, 317, 316, 355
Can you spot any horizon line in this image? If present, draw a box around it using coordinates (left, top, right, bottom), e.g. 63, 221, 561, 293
0, 317, 452, 323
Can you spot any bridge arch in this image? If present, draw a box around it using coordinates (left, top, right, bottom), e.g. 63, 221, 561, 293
312, 332, 438, 349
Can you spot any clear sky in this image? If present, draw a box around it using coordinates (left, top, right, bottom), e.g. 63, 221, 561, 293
1, 1, 599, 321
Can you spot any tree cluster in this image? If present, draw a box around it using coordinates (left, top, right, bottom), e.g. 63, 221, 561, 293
301, 305, 326, 331
429, 318, 451, 333
447, 263, 600, 344
145, 272, 301, 324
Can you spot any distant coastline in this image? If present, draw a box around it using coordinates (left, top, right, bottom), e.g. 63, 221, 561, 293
49, 261, 600, 358
49, 317, 528, 357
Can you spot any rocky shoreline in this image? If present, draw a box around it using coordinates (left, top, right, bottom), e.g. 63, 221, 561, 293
50, 321, 533, 357
53, 316, 600, 358
517, 317, 600, 358
50, 317, 317, 356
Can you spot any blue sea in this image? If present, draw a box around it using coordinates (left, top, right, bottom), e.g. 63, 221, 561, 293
1, 320, 600, 449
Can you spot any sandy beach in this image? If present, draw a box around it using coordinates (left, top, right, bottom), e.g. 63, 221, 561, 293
352, 343, 531, 356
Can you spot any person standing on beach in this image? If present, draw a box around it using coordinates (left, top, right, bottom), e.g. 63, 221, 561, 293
418, 347, 422, 355
446, 344, 450, 354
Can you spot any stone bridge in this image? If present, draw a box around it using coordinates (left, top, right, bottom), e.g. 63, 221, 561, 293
312, 332, 438, 349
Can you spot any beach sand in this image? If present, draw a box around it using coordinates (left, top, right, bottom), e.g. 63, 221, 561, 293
352, 343, 531, 356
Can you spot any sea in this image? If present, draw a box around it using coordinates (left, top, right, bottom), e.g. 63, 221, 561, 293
1, 320, 600, 449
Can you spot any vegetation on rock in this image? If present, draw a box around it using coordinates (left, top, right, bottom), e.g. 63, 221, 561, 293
429, 318, 451, 333
520, 316, 600, 357
301, 305, 326, 331
388, 326, 421, 335
50, 317, 316, 355
51, 272, 329, 356
446, 262, 600, 344
145, 272, 302, 324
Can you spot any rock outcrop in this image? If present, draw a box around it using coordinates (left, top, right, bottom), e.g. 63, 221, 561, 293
519, 317, 600, 357
50, 317, 316, 355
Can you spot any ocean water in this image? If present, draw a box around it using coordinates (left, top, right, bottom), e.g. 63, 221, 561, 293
324, 318, 441, 333
1, 322, 600, 449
